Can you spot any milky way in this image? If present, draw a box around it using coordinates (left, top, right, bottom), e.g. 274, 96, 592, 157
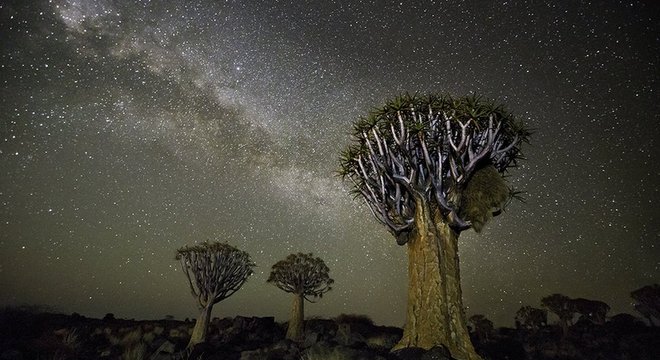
1, 0, 658, 326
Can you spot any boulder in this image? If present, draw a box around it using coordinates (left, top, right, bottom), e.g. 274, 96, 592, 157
421, 346, 453, 360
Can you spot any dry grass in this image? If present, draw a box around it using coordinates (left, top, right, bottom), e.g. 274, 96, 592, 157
121, 341, 147, 360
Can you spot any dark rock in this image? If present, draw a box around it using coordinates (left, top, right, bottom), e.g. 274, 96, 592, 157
271, 339, 301, 353
391, 347, 426, 360
239, 339, 301, 360
365, 332, 400, 351
213, 317, 234, 332
239, 348, 267, 360
421, 345, 453, 360
0, 350, 22, 360
302, 330, 322, 347
150, 339, 176, 359
335, 322, 367, 346
305, 318, 339, 335
390, 346, 456, 360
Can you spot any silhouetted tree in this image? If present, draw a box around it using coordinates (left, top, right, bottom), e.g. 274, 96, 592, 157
468, 314, 494, 343
572, 298, 610, 325
608, 313, 645, 333
176, 242, 254, 348
541, 294, 575, 338
267, 253, 333, 341
339, 93, 529, 359
631, 284, 660, 326
515, 306, 547, 331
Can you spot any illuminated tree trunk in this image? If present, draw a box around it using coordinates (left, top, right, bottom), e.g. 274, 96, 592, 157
393, 196, 481, 360
286, 293, 304, 341
188, 303, 213, 348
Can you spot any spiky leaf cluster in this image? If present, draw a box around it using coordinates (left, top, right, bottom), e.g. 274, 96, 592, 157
339, 93, 530, 238
267, 253, 333, 302
176, 241, 255, 309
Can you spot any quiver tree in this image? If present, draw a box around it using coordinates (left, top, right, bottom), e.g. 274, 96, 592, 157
515, 306, 547, 331
541, 294, 576, 338
339, 93, 529, 359
176, 241, 254, 348
267, 253, 333, 341
631, 284, 660, 326
572, 298, 610, 325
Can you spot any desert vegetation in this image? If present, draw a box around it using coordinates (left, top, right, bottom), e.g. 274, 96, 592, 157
175, 241, 255, 349
339, 93, 530, 359
267, 253, 334, 341
1, 289, 659, 360
3, 95, 656, 360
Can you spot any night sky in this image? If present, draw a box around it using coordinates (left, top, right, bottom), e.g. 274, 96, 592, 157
1, 0, 658, 327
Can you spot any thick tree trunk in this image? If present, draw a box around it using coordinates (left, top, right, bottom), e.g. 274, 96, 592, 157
392, 196, 481, 360
187, 303, 213, 349
286, 293, 304, 341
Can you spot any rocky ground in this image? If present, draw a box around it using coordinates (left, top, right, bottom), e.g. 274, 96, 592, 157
0, 307, 658, 360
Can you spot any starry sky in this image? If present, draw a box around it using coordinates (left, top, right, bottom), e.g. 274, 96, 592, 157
1, 0, 658, 327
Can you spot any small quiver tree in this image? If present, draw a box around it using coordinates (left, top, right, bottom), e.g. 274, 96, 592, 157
339, 93, 529, 359
515, 306, 547, 331
267, 253, 334, 341
176, 242, 254, 349
541, 294, 576, 338
572, 298, 610, 325
631, 284, 660, 327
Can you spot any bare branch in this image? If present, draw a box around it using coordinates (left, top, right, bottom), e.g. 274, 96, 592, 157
340, 93, 529, 236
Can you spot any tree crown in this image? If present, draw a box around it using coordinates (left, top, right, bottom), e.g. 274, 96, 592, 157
176, 241, 255, 308
339, 93, 530, 240
267, 252, 333, 302
515, 306, 547, 329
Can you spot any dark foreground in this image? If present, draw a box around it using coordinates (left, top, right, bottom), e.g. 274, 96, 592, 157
0, 307, 658, 360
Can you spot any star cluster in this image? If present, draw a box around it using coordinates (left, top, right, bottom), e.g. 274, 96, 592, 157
1, 0, 658, 326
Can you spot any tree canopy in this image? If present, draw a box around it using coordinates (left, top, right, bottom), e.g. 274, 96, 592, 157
339, 93, 530, 241
515, 306, 547, 330
267, 253, 333, 302
176, 241, 255, 309
541, 294, 576, 323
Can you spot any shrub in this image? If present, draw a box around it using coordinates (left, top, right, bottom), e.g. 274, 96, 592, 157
334, 314, 374, 327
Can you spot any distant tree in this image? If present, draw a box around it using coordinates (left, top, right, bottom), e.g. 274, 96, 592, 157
339, 93, 529, 359
102, 313, 115, 321
515, 306, 547, 331
267, 253, 333, 341
176, 241, 254, 348
541, 294, 576, 338
631, 284, 660, 326
609, 313, 645, 332
572, 298, 610, 325
468, 314, 494, 343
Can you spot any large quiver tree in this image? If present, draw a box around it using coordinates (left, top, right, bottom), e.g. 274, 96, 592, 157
176, 241, 254, 349
339, 93, 529, 359
267, 253, 333, 341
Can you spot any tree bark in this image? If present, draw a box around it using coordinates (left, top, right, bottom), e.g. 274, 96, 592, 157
286, 293, 304, 341
187, 303, 213, 349
392, 196, 481, 360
